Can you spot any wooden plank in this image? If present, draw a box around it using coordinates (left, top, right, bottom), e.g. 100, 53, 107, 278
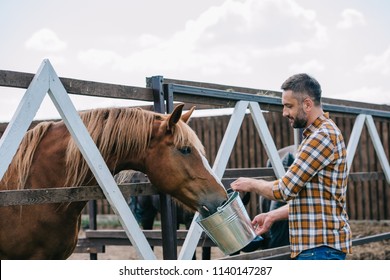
249, 192, 258, 218
247, 115, 256, 167
356, 181, 364, 219
0, 69, 154, 101
0, 183, 157, 206
387, 174, 390, 219
209, 115, 217, 165
347, 180, 357, 220
378, 179, 385, 220
81, 230, 216, 247
0, 70, 34, 88
85, 229, 187, 239
61, 77, 154, 101
224, 167, 277, 177
236, 116, 244, 168
243, 116, 250, 167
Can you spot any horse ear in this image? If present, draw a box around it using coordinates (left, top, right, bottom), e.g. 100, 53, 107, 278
181, 106, 195, 123
167, 103, 185, 131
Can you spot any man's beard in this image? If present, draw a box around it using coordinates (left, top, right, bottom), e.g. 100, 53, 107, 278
292, 108, 308, 128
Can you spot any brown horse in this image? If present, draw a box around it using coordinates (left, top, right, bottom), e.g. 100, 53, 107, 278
0, 104, 228, 259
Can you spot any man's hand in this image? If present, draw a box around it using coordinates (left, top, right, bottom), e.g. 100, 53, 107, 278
251, 213, 274, 236
252, 204, 289, 235
230, 177, 258, 193
231, 177, 276, 200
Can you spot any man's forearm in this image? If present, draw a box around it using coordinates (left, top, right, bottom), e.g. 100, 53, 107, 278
231, 177, 278, 201
252, 179, 276, 200
269, 203, 289, 221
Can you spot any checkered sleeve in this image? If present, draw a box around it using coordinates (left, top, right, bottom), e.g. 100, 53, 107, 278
273, 130, 335, 201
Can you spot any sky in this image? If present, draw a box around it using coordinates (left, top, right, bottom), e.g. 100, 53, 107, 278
1, 0, 390, 121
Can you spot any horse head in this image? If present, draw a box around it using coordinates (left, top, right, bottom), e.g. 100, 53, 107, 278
62, 104, 227, 217
144, 104, 228, 217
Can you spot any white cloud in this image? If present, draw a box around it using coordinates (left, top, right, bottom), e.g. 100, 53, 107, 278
337, 9, 366, 29
76, 0, 327, 78
289, 59, 325, 73
357, 45, 390, 76
327, 86, 390, 105
196, 0, 327, 55
78, 49, 121, 68
136, 34, 162, 48
41, 54, 66, 66
25, 28, 67, 52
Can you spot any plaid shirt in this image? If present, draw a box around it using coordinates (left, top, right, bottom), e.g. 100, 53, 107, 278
272, 113, 352, 258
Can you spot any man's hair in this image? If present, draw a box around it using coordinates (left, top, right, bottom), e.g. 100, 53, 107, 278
281, 73, 322, 106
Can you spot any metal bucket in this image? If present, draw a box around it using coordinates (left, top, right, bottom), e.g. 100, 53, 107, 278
196, 191, 257, 255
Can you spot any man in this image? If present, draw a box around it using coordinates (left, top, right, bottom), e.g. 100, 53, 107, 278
231, 73, 352, 260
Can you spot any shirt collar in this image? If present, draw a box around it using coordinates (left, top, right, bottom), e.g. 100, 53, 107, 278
303, 112, 329, 138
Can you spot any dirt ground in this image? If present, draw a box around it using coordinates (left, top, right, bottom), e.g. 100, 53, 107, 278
346, 220, 390, 260
69, 220, 390, 260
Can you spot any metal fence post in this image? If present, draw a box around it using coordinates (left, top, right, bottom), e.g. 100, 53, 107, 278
149, 75, 178, 260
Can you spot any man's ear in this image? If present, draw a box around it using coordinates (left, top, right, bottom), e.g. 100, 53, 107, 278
303, 97, 313, 111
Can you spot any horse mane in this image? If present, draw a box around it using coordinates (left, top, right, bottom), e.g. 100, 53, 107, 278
1, 122, 54, 189
1, 107, 204, 189
64, 107, 154, 187
65, 107, 205, 187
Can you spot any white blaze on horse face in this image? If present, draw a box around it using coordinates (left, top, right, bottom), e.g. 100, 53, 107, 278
197, 148, 227, 193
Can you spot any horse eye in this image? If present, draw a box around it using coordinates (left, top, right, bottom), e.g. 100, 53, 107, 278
179, 146, 192, 155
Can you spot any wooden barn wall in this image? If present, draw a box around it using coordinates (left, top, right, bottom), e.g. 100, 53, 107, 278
1, 111, 389, 220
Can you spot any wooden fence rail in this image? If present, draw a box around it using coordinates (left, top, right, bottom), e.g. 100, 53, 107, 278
0, 168, 275, 207
0, 183, 156, 206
